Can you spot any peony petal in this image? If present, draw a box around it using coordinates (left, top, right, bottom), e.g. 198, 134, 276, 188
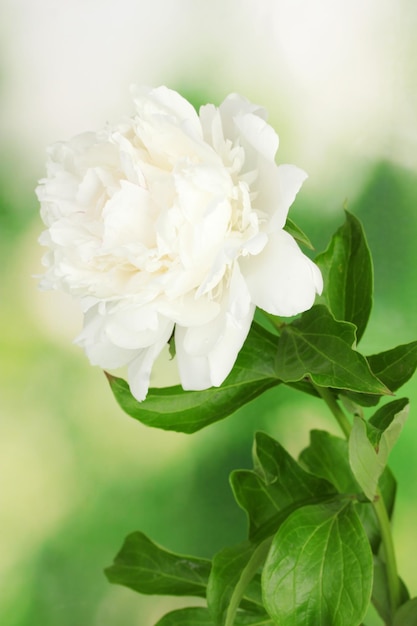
176, 264, 254, 389
127, 322, 174, 401
233, 112, 279, 163
76, 308, 139, 369
199, 104, 225, 153
102, 180, 157, 250
251, 162, 307, 230
206, 265, 254, 385
131, 85, 203, 141
219, 94, 268, 137
240, 229, 323, 317
268, 164, 308, 230
174, 326, 213, 390
157, 292, 220, 326
105, 308, 173, 350
208, 301, 255, 386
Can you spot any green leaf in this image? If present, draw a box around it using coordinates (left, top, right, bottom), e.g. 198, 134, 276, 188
207, 540, 267, 626
349, 400, 409, 501
343, 341, 417, 407
155, 608, 275, 626
300, 430, 397, 553
348, 433, 387, 502
106, 322, 280, 433
154, 608, 213, 626
232, 614, 275, 626
316, 210, 373, 341
367, 342, 417, 392
262, 501, 373, 626
393, 598, 417, 626
168, 333, 176, 359
104, 532, 210, 597
299, 430, 356, 493
369, 397, 410, 439
276, 305, 389, 395
284, 217, 314, 250
372, 556, 409, 625
231, 432, 336, 541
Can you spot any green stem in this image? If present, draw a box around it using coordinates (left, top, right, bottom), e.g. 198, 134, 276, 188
312, 383, 400, 621
313, 384, 352, 438
373, 489, 401, 618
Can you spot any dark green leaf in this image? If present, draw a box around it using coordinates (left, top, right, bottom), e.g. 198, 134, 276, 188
105, 532, 210, 597
369, 397, 410, 434
393, 598, 417, 626
378, 465, 397, 520
106, 322, 280, 433
276, 305, 389, 395
368, 342, 417, 392
300, 429, 396, 552
284, 217, 314, 250
262, 501, 373, 626
316, 210, 373, 341
154, 608, 213, 626
155, 608, 275, 626
207, 540, 267, 626
343, 341, 417, 407
231, 432, 336, 541
231, 614, 275, 626
300, 430, 358, 493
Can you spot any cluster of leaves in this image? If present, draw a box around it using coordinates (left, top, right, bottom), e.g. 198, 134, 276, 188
105, 213, 417, 625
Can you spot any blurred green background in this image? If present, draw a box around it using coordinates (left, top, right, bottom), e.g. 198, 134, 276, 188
1, 2, 416, 625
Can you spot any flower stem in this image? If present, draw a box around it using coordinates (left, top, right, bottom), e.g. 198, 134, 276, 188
312, 382, 400, 621
313, 384, 352, 438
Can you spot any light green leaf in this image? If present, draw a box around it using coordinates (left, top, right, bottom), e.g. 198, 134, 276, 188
393, 598, 417, 626
349, 417, 384, 503
231, 432, 336, 541
106, 322, 280, 433
300, 430, 397, 552
207, 540, 267, 626
105, 532, 210, 597
284, 217, 314, 250
316, 210, 373, 341
276, 305, 390, 395
349, 400, 409, 501
262, 501, 373, 626
343, 341, 417, 407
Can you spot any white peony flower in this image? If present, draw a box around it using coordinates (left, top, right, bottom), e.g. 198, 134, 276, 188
37, 86, 322, 401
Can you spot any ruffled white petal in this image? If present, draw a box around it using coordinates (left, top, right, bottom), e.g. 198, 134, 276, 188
240, 229, 323, 317
233, 112, 279, 163
267, 164, 308, 230
176, 265, 255, 390
131, 85, 202, 141
127, 323, 174, 401
76, 307, 138, 369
